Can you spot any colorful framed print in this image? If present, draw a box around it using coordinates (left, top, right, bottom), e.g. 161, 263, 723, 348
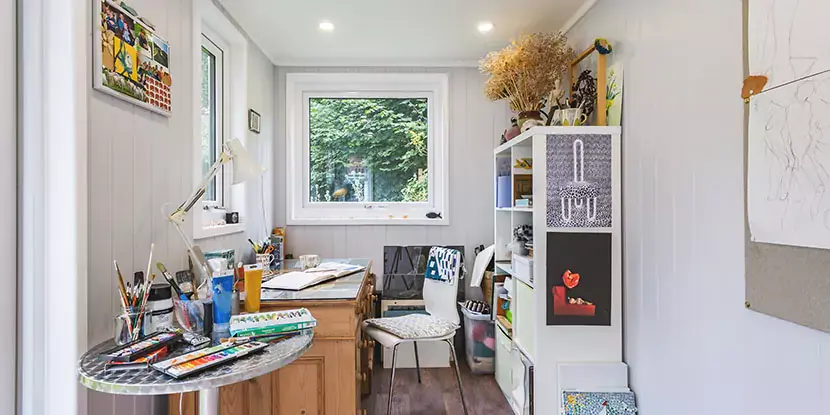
94, 0, 172, 117
546, 232, 612, 326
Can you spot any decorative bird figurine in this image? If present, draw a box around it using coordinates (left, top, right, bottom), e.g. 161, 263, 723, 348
332, 188, 348, 200
595, 38, 613, 55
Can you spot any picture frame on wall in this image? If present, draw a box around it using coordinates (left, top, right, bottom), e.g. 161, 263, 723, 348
249, 109, 261, 134
93, 0, 172, 117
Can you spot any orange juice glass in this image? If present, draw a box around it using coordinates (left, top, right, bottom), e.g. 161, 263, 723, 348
243, 264, 263, 313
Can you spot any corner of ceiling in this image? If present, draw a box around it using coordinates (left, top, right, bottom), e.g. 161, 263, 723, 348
561, 0, 599, 34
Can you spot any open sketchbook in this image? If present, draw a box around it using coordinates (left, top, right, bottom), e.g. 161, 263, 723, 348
262, 262, 365, 291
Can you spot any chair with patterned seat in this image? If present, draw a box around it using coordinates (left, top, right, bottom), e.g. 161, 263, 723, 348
362, 246, 468, 415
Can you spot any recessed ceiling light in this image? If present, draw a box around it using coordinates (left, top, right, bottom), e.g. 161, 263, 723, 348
319, 20, 335, 32
477, 21, 494, 34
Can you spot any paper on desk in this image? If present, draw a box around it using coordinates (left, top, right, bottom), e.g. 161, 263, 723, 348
470, 245, 495, 288
261, 262, 365, 291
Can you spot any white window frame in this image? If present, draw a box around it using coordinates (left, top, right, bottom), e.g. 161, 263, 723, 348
200, 33, 229, 209
286, 73, 450, 226
193, 0, 248, 239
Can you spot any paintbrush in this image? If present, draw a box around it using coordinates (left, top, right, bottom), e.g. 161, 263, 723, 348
131, 272, 158, 339
113, 260, 134, 338
113, 260, 130, 310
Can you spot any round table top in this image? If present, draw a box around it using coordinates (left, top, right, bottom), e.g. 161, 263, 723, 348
78, 330, 313, 396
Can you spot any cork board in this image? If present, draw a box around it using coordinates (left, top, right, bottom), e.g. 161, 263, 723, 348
743, 0, 830, 333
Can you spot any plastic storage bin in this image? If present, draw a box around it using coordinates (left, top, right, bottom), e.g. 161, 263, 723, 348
461, 306, 496, 374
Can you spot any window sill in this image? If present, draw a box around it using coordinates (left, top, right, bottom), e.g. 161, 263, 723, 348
287, 217, 449, 226
194, 222, 246, 240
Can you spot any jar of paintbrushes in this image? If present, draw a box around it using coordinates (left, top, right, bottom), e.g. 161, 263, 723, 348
112, 243, 159, 345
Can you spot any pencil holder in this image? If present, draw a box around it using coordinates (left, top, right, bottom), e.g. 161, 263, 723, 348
114, 311, 146, 345
172, 296, 205, 335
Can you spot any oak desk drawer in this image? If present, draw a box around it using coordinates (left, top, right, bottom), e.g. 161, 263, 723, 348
260, 303, 356, 339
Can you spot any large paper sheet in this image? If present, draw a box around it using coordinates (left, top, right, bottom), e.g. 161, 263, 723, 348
748, 0, 830, 249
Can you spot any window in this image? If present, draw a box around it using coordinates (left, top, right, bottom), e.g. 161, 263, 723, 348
200, 34, 226, 207
287, 73, 449, 225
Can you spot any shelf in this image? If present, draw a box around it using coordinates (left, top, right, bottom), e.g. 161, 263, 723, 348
495, 207, 533, 213
496, 315, 513, 337
494, 125, 623, 155
495, 262, 513, 276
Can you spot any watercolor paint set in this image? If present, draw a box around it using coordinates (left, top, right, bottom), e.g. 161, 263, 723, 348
102, 331, 182, 362
229, 308, 316, 338
152, 340, 268, 379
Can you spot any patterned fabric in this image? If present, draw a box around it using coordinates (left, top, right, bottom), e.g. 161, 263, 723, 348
365, 314, 459, 339
562, 391, 638, 414
424, 247, 461, 284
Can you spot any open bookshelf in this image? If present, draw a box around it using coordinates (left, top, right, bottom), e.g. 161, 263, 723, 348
492, 126, 625, 414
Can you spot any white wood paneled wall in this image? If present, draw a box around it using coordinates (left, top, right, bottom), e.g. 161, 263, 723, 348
568, 0, 830, 413
1, 0, 14, 413
275, 67, 510, 296
86, 0, 275, 414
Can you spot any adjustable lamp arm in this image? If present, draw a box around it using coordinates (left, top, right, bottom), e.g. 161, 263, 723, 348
168, 147, 232, 284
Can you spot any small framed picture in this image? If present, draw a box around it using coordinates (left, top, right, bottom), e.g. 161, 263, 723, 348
248, 109, 261, 134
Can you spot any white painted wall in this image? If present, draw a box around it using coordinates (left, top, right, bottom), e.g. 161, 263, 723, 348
1, 0, 14, 413
569, 0, 830, 413
274, 67, 510, 295
86, 0, 274, 413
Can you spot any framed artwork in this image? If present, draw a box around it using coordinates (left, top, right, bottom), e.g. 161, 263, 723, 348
563, 391, 637, 414
547, 134, 613, 228
546, 232, 611, 326
249, 109, 261, 133
94, 0, 172, 116
606, 63, 624, 126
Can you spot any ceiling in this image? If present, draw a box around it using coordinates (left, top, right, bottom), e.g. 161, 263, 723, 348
218, 0, 591, 66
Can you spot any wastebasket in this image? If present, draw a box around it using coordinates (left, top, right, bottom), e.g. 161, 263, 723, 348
460, 306, 496, 374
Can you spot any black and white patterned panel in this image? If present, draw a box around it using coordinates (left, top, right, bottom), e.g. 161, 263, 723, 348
546, 134, 613, 228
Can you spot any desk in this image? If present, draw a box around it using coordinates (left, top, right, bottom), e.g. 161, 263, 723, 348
170, 258, 375, 415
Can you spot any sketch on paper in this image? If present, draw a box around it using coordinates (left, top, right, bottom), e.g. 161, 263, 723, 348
748, 0, 830, 249
546, 134, 612, 228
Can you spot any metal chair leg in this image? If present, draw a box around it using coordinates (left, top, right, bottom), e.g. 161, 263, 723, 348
446, 339, 468, 415
413, 341, 422, 384
387, 343, 400, 415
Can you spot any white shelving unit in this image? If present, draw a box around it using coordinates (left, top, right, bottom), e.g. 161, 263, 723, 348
493, 126, 626, 415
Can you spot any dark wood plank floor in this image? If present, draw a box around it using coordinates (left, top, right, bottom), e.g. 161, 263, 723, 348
362, 358, 511, 415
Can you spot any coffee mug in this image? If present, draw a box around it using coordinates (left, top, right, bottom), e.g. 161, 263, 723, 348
256, 253, 275, 269
299, 254, 321, 270
562, 108, 588, 126
549, 109, 563, 126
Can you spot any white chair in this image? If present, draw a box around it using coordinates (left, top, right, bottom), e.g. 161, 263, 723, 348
362, 247, 468, 415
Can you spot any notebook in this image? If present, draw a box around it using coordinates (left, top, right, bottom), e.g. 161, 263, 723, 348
261, 262, 365, 291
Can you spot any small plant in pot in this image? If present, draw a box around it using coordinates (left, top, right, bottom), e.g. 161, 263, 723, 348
480, 32, 576, 132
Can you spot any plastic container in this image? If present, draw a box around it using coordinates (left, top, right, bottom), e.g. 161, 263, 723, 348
460, 305, 496, 374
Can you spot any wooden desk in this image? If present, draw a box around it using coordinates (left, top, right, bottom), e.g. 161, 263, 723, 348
170, 259, 376, 415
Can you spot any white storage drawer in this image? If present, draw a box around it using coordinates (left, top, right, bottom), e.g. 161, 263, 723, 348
511, 253, 533, 285
495, 324, 513, 397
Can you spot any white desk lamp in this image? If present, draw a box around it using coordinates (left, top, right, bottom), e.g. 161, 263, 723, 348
168, 138, 266, 285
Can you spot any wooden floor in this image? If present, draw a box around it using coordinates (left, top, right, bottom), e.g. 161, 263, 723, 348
362, 359, 511, 415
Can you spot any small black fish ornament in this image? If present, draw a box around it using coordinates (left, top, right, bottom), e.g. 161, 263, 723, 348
426, 212, 443, 219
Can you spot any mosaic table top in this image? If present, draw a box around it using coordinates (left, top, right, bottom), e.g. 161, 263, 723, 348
78, 330, 313, 395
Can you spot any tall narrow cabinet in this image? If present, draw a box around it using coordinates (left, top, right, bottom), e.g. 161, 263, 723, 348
493, 127, 626, 415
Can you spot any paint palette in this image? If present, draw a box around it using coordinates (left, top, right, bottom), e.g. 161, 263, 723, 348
102, 331, 181, 362
229, 308, 316, 337
151, 341, 268, 379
